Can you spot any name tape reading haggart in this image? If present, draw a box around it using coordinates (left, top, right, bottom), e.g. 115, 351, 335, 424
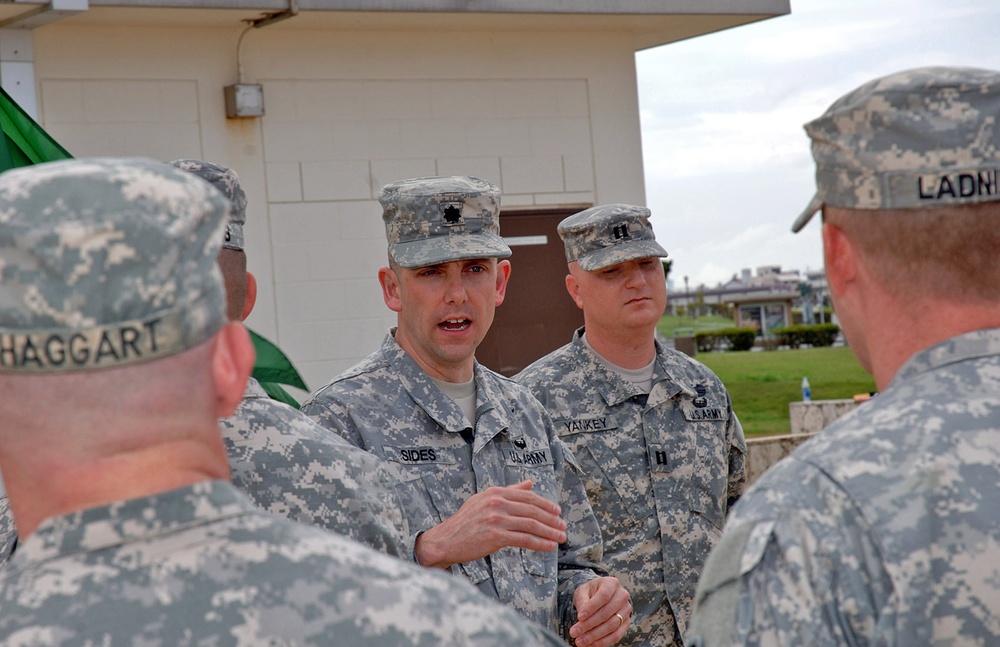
0, 311, 185, 372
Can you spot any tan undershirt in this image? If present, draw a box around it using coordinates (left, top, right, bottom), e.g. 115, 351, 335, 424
582, 331, 655, 393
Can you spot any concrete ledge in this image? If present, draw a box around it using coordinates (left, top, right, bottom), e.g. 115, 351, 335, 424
789, 398, 860, 435
745, 432, 817, 484
745, 398, 869, 484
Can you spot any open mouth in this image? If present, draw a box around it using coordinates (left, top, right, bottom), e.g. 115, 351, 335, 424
439, 318, 471, 331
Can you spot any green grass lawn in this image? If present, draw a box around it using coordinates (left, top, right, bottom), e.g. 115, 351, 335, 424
697, 346, 877, 437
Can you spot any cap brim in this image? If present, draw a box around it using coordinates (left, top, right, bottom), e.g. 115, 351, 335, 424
791, 194, 823, 233
576, 240, 669, 271
391, 233, 512, 268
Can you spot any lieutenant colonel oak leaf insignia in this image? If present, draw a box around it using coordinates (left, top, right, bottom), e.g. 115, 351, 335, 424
443, 204, 463, 225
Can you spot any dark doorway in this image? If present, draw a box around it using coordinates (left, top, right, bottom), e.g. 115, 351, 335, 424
477, 207, 587, 377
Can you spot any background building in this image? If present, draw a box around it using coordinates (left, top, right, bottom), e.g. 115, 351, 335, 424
669, 265, 830, 337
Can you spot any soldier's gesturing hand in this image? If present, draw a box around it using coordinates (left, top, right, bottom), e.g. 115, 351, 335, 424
414, 479, 567, 569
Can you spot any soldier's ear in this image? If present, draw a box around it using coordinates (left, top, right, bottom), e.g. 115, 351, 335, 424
822, 221, 857, 298
494, 259, 511, 307
242, 271, 257, 321
378, 265, 403, 313
565, 272, 584, 310
211, 322, 255, 418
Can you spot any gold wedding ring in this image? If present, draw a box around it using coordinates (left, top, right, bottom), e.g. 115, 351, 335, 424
615, 613, 625, 629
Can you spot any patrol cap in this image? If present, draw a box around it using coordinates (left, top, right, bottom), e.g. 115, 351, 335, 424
0, 157, 230, 373
380, 175, 511, 268
169, 159, 246, 251
792, 66, 1000, 233
558, 203, 668, 271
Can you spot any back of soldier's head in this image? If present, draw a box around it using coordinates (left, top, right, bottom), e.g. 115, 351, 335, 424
0, 157, 231, 407
168, 159, 249, 320
793, 66, 1000, 301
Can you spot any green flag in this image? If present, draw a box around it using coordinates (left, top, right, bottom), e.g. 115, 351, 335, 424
248, 328, 309, 408
0, 87, 72, 171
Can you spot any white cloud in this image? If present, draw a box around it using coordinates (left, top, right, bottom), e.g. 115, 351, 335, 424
641, 102, 825, 179
636, 0, 1000, 291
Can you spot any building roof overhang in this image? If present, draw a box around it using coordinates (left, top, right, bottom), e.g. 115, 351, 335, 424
0, 0, 790, 51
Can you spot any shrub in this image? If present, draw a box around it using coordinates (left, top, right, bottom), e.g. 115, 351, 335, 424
723, 328, 757, 351
695, 331, 719, 353
694, 327, 757, 352
773, 323, 840, 348
803, 323, 840, 347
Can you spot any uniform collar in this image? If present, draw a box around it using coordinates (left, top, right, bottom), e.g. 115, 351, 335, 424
9, 481, 251, 571
891, 327, 1000, 387
570, 327, 689, 406
242, 376, 268, 400
380, 331, 512, 446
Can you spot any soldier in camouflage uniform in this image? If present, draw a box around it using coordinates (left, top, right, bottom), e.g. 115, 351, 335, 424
0, 158, 564, 646
515, 204, 747, 646
686, 66, 1000, 646
0, 497, 13, 570
301, 175, 633, 645
170, 159, 408, 557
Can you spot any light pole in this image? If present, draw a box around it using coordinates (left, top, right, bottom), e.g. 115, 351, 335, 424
684, 275, 689, 317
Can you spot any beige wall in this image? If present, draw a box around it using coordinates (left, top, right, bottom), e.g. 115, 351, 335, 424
32, 21, 647, 392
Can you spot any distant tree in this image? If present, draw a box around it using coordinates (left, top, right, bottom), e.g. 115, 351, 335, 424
694, 289, 706, 319
661, 259, 672, 279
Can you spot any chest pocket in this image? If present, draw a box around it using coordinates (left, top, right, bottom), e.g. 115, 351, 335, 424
500, 436, 558, 579
649, 398, 730, 529
500, 433, 556, 489
421, 466, 494, 585
384, 444, 492, 584
557, 416, 652, 525
679, 399, 729, 424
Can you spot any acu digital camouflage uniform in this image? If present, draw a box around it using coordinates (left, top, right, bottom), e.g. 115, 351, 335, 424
301, 176, 608, 638
687, 67, 1000, 646
222, 377, 409, 556
516, 205, 747, 646
0, 159, 561, 646
0, 497, 13, 571
170, 159, 408, 557
0, 480, 566, 646
688, 330, 1000, 647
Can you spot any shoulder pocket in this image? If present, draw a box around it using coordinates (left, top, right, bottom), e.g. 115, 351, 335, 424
697, 518, 776, 595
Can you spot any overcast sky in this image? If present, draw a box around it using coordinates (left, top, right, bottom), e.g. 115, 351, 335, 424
635, 0, 1000, 290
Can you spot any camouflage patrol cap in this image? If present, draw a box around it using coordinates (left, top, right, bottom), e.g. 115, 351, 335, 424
169, 159, 246, 251
0, 157, 230, 373
558, 203, 668, 271
380, 175, 511, 268
792, 66, 1000, 233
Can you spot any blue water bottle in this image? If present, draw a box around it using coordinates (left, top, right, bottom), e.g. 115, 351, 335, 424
801, 377, 812, 402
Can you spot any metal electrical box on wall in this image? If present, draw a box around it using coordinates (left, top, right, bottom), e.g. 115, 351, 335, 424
224, 84, 264, 118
